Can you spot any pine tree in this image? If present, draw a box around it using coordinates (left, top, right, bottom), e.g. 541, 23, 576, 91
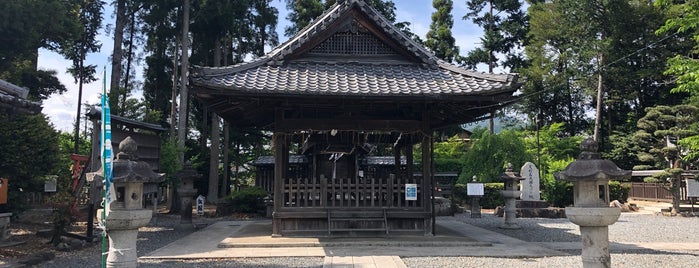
425, 0, 459, 63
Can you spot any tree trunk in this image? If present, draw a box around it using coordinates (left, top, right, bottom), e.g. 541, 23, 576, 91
121, 9, 137, 114
594, 53, 604, 142
109, 0, 126, 115
177, 0, 190, 165
169, 35, 179, 140
171, 0, 191, 212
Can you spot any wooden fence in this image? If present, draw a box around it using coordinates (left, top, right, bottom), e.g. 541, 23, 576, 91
628, 182, 689, 203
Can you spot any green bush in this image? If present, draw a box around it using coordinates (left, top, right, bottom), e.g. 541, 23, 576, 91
609, 181, 630, 202
226, 186, 268, 213
451, 183, 468, 205
540, 158, 575, 207
481, 183, 505, 208
450, 183, 504, 208
541, 179, 573, 207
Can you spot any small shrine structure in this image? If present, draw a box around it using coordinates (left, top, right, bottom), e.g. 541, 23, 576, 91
190, 0, 522, 236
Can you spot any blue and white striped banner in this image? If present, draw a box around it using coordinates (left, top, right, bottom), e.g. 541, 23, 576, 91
101, 68, 114, 215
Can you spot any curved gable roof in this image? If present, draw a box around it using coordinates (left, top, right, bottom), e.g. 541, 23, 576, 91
190, 0, 523, 130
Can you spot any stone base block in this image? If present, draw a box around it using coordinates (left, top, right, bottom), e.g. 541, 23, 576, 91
494, 207, 566, 218
516, 200, 550, 208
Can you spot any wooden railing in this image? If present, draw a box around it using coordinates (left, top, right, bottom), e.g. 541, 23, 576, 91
282, 174, 422, 208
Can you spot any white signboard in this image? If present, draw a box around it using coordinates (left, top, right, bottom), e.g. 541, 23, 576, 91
405, 184, 417, 201
467, 183, 484, 196
687, 179, 699, 198
196, 195, 206, 216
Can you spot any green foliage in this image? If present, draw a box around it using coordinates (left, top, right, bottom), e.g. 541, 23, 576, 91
225, 186, 268, 213
0, 114, 61, 214
480, 183, 504, 209
633, 105, 699, 170
451, 183, 467, 205
160, 139, 184, 184
459, 130, 530, 183
522, 123, 581, 165
451, 182, 503, 208
655, 0, 699, 94
608, 181, 630, 203
433, 135, 467, 172
425, 0, 459, 62
61, 0, 103, 86
541, 158, 574, 207
284, 0, 326, 37
643, 177, 661, 183
462, 0, 529, 71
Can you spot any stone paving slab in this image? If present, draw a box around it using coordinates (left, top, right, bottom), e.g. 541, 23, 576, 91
141, 219, 568, 260
323, 256, 407, 268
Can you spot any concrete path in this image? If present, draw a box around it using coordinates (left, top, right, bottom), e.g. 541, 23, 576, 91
141, 219, 567, 267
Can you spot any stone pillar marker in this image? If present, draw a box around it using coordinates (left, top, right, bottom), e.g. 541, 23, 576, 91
176, 162, 201, 230
90, 137, 164, 268
498, 163, 524, 229
519, 162, 540, 201
555, 138, 631, 268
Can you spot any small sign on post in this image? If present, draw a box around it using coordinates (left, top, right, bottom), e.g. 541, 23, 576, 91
196, 195, 205, 216
467, 182, 484, 218
467, 183, 484, 196
405, 184, 417, 201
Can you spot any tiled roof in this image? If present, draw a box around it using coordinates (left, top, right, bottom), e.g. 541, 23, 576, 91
194, 61, 514, 97
0, 79, 41, 115
190, 0, 520, 97
189, 0, 522, 130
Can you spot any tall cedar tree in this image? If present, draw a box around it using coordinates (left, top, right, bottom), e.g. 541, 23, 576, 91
62, 0, 104, 153
141, 0, 180, 126
425, 0, 459, 63
462, 0, 528, 72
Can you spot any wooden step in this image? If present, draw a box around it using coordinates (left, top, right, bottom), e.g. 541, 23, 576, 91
329, 217, 385, 222
329, 228, 387, 232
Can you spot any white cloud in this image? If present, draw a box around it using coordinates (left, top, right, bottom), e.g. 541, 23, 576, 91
38, 49, 108, 133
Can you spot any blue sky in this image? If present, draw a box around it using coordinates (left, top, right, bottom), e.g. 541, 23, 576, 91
38, 0, 494, 133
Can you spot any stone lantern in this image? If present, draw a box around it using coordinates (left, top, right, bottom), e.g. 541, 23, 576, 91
176, 162, 201, 229
555, 138, 631, 268
91, 136, 164, 268
498, 163, 524, 229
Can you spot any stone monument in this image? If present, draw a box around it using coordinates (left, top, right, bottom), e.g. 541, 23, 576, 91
555, 138, 631, 268
519, 162, 540, 201
90, 137, 164, 268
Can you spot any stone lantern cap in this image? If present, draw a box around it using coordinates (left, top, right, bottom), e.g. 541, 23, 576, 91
498, 163, 524, 182
176, 162, 202, 181
90, 136, 165, 184
555, 138, 631, 182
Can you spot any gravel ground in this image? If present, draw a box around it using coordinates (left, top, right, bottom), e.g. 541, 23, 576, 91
403, 212, 699, 268
30, 211, 699, 267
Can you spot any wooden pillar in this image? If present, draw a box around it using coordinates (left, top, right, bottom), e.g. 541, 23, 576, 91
272, 132, 287, 236
421, 120, 433, 236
